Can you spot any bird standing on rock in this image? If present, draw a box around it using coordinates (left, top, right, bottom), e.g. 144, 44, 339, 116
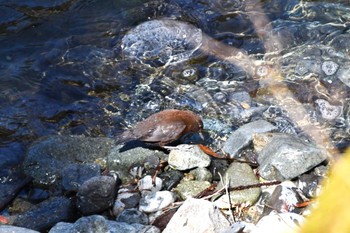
116, 109, 203, 147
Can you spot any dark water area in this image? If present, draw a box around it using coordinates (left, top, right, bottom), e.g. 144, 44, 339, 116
0, 0, 350, 180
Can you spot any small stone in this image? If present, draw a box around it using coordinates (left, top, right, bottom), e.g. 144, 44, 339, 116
168, 145, 211, 170
158, 170, 183, 191
189, 167, 212, 182
337, 66, 350, 88
251, 212, 305, 233
213, 163, 261, 208
295, 61, 309, 76
116, 208, 149, 225
258, 133, 328, 181
223, 120, 276, 158
315, 99, 342, 120
163, 198, 230, 233
321, 60, 338, 75
139, 191, 176, 213
50, 215, 160, 233
107, 146, 168, 184
112, 200, 125, 217
116, 188, 141, 208
176, 180, 211, 200
76, 176, 117, 215
138, 175, 162, 194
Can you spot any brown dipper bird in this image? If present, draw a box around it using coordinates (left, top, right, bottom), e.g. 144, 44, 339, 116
116, 109, 203, 147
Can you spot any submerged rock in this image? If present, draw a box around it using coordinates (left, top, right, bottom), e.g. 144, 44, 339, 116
23, 135, 114, 187
223, 120, 277, 158
121, 19, 202, 67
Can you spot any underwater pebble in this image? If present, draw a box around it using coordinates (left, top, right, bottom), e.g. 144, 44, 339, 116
182, 68, 196, 77
223, 120, 277, 158
337, 66, 350, 88
315, 99, 342, 120
121, 19, 202, 66
321, 60, 339, 75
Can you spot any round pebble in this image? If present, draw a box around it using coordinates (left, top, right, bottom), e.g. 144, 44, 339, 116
321, 60, 339, 75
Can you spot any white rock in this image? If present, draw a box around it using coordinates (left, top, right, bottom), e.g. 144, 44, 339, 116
138, 175, 162, 193
168, 145, 211, 170
163, 198, 230, 233
139, 191, 176, 213
251, 212, 305, 233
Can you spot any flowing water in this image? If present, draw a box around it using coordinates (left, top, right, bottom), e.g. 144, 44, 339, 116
0, 0, 350, 178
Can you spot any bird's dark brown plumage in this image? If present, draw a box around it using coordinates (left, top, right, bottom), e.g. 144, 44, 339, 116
117, 109, 203, 146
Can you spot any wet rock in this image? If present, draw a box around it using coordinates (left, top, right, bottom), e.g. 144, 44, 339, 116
167, 145, 211, 170
138, 175, 162, 194
76, 175, 117, 215
23, 135, 114, 187
223, 120, 277, 158
62, 163, 100, 192
139, 191, 176, 213
251, 212, 305, 233
13, 196, 77, 231
158, 170, 183, 191
121, 19, 202, 67
213, 162, 261, 208
189, 167, 212, 182
163, 198, 230, 233
0, 225, 39, 233
50, 215, 160, 233
258, 134, 328, 181
176, 180, 211, 200
0, 142, 24, 175
107, 146, 167, 184
116, 208, 149, 225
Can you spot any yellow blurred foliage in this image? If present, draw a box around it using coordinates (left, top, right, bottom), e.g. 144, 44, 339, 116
300, 149, 350, 233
